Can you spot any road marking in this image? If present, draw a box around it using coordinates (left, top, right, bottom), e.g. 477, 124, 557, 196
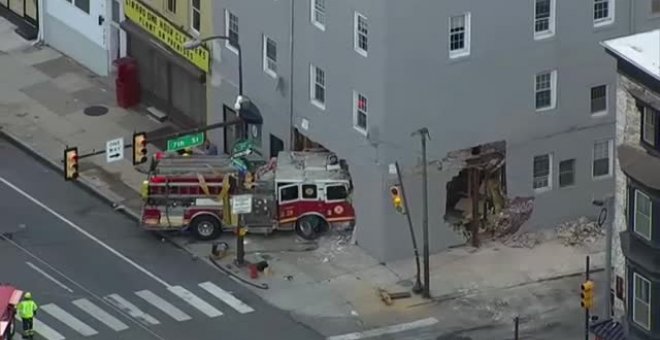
198, 281, 255, 314
168, 286, 223, 318
14, 316, 65, 340
25, 261, 74, 293
105, 294, 160, 326
326, 317, 439, 340
72, 298, 129, 332
135, 290, 191, 322
0, 176, 172, 288
41, 303, 98, 336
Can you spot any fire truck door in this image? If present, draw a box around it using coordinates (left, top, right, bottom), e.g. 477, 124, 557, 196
300, 184, 324, 214
277, 184, 300, 223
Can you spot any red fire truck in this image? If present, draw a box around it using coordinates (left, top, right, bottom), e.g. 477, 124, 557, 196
139, 150, 356, 240
0, 285, 22, 340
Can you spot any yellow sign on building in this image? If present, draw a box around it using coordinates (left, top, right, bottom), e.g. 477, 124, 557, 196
124, 0, 210, 73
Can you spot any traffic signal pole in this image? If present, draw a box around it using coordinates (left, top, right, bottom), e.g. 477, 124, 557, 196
394, 162, 423, 294
585, 255, 591, 340
412, 128, 431, 299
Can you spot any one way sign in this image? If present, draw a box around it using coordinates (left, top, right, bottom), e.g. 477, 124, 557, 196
106, 137, 124, 163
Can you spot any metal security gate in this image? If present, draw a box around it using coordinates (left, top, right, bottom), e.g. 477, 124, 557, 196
0, 0, 38, 38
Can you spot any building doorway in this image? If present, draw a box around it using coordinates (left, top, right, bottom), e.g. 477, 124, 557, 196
270, 134, 284, 158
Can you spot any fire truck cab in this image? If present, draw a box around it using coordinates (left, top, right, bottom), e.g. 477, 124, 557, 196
139, 150, 356, 240
0, 285, 22, 340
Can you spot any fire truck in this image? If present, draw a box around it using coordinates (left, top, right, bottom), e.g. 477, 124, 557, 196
0, 285, 22, 340
139, 150, 356, 240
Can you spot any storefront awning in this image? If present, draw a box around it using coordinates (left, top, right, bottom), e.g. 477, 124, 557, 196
119, 19, 205, 82
618, 144, 660, 191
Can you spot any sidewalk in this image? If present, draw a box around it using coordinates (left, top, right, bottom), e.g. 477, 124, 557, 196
0, 18, 606, 338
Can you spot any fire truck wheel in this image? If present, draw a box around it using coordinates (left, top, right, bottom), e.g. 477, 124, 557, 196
295, 215, 329, 240
191, 215, 222, 240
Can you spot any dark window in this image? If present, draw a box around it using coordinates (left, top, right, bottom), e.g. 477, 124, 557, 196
326, 185, 348, 200
594, 0, 611, 21
533, 154, 551, 190
593, 140, 611, 177
75, 0, 90, 14
590, 85, 607, 114
535, 0, 551, 33
111, 0, 120, 23
269, 134, 284, 158
654, 0, 660, 13
559, 159, 575, 187
192, 0, 201, 32
302, 184, 318, 199
227, 11, 239, 49
280, 186, 299, 201
167, 0, 176, 13
640, 104, 658, 148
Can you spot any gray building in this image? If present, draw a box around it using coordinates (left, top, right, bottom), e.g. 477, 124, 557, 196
209, 0, 660, 262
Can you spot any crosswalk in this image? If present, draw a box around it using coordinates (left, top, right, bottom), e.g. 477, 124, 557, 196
14, 281, 255, 339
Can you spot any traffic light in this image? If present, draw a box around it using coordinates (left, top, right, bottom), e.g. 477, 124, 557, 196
389, 185, 406, 214
64, 147, 79, 181
581, 280, 594, 310
133, 132, 148, 165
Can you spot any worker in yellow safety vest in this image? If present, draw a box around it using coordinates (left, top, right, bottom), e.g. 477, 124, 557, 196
17, 292, 38, 338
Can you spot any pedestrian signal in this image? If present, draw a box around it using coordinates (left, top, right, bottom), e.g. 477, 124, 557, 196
389, 185, 406, 214
581, 280, 594, 310
133, 132, 148, 165
64, 147, 79, 181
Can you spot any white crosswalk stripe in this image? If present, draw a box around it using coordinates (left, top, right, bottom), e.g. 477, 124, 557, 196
199, 281, 255, 314
168, 286, 223, 318
41, 303, 98, 336
14, 316, 65, 340
72, 298, 129, 332
135, 289, 192, 322
104, 294, 160, 326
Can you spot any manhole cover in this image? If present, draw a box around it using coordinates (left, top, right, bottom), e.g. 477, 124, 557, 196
84, 105, 109, 116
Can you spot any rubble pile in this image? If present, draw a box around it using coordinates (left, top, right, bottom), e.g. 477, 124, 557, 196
501, 231, 544, 249
555, 217, 605, 246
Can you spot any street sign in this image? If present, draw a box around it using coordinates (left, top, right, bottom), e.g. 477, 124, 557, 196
167, 132, 205, 152
106, 137, 124, 163
231, 194, 253, 214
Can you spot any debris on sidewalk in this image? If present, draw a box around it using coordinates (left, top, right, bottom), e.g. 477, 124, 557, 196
377, 288, 411, 306
555, 217, 605, 246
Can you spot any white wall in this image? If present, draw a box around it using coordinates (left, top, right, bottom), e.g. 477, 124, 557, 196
45, 0, 106, 48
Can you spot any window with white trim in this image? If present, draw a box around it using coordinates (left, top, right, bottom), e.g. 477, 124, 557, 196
590, 85, 607, 115
634, 190, 652, 240
558, 159, 575, 188
225, 10, 239, 52
311, 0, 326, 30
594, 0, 614, 25
533, 154, 552, 191
166, 0, 176, 13
592, 139, 612, 178
191, 0, 201, 34
535, 70, 556, 111
633, 273, 651, 330
353, 92, 368, 134
310, 65, 326, 109
263, 36, 277, 77
64, 0, 89, 14
449, 13, 470, 58
642, 105, 657, 146
534, 0, 555, 39
354, 12, 368, 56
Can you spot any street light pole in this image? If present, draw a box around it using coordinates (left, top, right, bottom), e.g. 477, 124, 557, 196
412, 127, 431, 298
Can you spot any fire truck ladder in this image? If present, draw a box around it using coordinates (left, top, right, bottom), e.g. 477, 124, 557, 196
148, 155, 238, 199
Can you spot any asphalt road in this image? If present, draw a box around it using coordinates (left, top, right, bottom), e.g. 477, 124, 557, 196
0, 137, 321, 340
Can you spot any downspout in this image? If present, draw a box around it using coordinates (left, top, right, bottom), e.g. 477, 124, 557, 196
288, 0, 295, 149
33, 0, 44, 45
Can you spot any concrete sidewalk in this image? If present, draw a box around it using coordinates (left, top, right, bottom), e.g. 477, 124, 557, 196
0, 18, 606, 339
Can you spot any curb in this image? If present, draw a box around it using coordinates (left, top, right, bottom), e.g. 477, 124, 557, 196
0, 127, 142, 222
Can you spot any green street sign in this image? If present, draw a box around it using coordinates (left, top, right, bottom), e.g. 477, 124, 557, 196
167, 132, 205, 152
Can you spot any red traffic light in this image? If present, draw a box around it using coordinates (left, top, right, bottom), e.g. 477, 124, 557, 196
390, 186, 400, 196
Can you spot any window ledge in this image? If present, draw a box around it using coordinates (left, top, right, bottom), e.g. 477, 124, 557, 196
591, 110, 608, 117
534, 31, 555, 40
536, 106, 556, 113
312, 21, 326, 31
311, 100, 326, 111
449, 50, 470, 60
593, 18, 614, 28
264, 69, 277, 79
592, 173, 613, 181
353, 126, 367, 136
354, 48, 367, 58
225, 42, 239, 55
533, 186, 552, 194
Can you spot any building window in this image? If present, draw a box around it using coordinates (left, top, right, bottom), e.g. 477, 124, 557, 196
73, 0, 89, 14
535, 70, 557, 111
641, 105, 657, 147
559, 159, 575, 188
353, 92, 368, 134
263, 36, 277, 77
653, 0, 660, 14
632, 273, 651, 330
533, 154, 552, 191
191, 0, 201, 34
166, 0, 176, 13
634, 190, 652, 240
354, 12, 368, 56
534, 0, 555, 39
310, 65, 326, 109
225, 10, 239, 52
311, 0, 326, 30
594, 0, 614, 26
592, 139, 612, 178
449, 13, 470, 58
590, 85, 607, 115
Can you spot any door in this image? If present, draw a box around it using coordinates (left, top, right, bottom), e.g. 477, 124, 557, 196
277, 184, 299, 223
24, 0, 37, 24
109, 0, 124, 63
300, 183, 324, 215
269, 134, 284, 158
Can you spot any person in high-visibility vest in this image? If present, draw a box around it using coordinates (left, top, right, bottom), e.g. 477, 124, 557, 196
17, 292, 38, 338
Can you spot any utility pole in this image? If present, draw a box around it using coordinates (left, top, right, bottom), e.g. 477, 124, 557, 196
412, 127, 431, 299
593, 199, 611, 318
394, 162, 423, 294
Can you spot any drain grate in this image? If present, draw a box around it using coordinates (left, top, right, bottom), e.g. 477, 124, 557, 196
83, 105, 109, 117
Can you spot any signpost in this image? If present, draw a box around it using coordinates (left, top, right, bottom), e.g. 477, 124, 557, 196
106, 137, 124, 163
166, 132, 205, 152
231, 194, 253, 214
